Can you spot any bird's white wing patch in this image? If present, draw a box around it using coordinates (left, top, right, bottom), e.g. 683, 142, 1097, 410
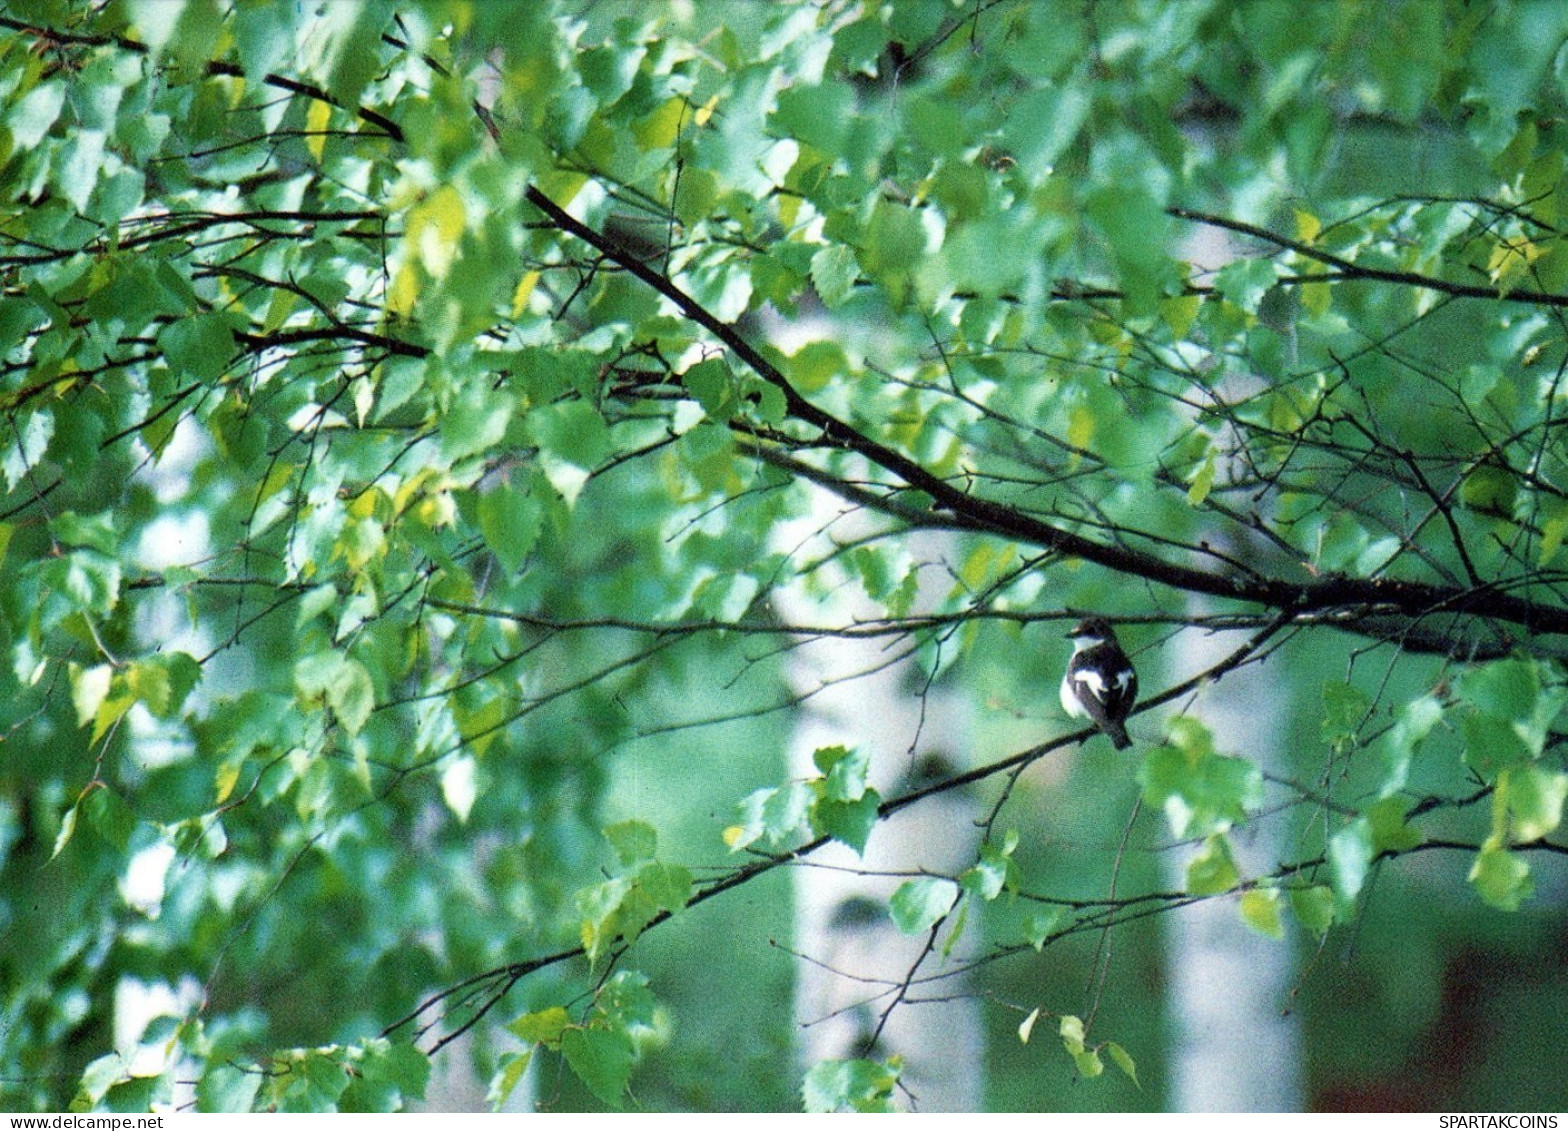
1073, 669, 1108, 696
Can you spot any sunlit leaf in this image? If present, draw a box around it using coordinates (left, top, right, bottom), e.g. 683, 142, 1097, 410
888, 876, 959, 934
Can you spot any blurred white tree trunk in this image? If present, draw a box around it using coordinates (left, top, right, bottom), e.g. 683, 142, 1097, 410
1156, 222, 1306, 1112
1163, 616, 1304, 1111
778, 516, 984, 1111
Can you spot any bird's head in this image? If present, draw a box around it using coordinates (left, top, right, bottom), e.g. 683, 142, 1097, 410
1066, 616, 1117, 644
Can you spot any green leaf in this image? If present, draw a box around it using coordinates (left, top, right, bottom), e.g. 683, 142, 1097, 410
158, 313, 236, 381
1321, 680, 1371, 751
50, 803, 80, 862
1456, 659, 1566, 779
355, 1041, 430, 1107
1214, 256, 1281, 310
1138, 719, 1263, 839
1073, 1049, 1104, 1078
526, 399, 611, 469
9, 82, 66, 148
52, 510, 118, 554
725, 782, 813, 851
813, 744, 870, 801
802, 1058, 900, 1113
1002, 83, 1090, 169
1184, 834, 1240, 896
810, 245, 859, 308
488, 1051, 534, 1111
57, 129, 108, 213
440, 755, 477, 823
605, 819, 659, 867
959, 841, 1013, 901
476, 485, 542, 574
1461, 713, 1536, 780
103, 1075, 160, 1113
1328, 819, 1374, 908
788, 340, 847, 393
1460, 461, 1517, 515
771, 83, 857, 155
562, 1027, 635, 1108
1106, 1042, 1139, 1088
71, 663, 113, 729
888, 876, 959, 934
637, 860, 693, 913
1505, 764, 1568, 841
507, 1006, 571, 1047
1366, 795, 1423, 854
1186, 449, 1216, 507
857, 198, 928, 305
1468, 844, 1533, 911
197, 1062, 262, 1113
1371, 694, 1444, 797
1084, 177, 1172, 312
682, 357, 733, 418
84, 787, 138, 854
1058, 1013, 1086, 1054
1024, 905, 1063, 950
1289, 885, 1337, 936
442, 383, 514, 463
293, 651, 376, 735
811, 791, 880, 855
129, 652, 202, 719
299, 1051, 351, 1107
1458, 657, 1541, 726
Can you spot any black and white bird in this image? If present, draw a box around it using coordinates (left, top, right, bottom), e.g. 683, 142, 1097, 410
1060, 617, 1138, 750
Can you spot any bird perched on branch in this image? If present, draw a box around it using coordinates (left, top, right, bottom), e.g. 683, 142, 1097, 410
1060, 617, 1138, 749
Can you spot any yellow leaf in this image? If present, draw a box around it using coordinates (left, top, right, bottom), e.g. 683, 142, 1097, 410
1487, 237, 1543, 292
1162, 292, 1201, 338
306, 98, 331, 163
511, 270, 541, 319
1067, 403, 1094, 452
1187, 450, 1216, 507
411, 185, 467, 278
958, 542, 996, 590
536, 170, 588, 208
1540, 512, 1568, 567
92, 693, 135, 745
1239, 888, 1284, 939
1294, 208, 1321, 244
1301, 276, 1332, 318
214, 759, 242, 805
347, 487, 382, 520
633, 97, 686, 150
388, 261, 420, 318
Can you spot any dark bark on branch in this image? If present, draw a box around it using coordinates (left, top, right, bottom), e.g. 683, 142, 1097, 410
524, 184, 1568, 640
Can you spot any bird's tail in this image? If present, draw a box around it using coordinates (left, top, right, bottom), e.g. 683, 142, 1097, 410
1108, 723, 1132, 750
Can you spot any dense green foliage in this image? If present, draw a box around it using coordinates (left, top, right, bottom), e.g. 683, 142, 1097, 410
2, 0, 1567, 1112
